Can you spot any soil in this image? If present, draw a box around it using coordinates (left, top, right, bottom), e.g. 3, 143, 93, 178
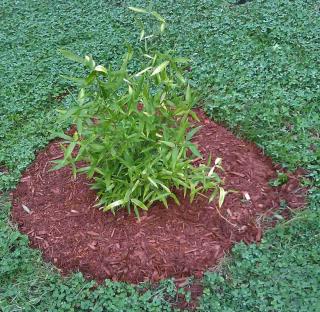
11, 109, 306, 286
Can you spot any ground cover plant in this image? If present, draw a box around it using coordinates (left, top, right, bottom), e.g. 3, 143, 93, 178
0, 0, 319, 311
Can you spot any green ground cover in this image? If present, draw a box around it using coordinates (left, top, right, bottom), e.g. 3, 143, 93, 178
0, 0, 319, 311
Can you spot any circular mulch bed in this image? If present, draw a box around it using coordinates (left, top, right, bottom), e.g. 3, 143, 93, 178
11, 110, 306, 284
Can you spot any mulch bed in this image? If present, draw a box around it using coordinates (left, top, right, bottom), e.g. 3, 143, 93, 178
11, 109, 306, 285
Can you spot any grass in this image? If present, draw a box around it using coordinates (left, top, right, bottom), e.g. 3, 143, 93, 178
0, 0, 319, 311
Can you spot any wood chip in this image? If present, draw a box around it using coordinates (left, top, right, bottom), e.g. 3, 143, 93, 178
87, 231, 99, 236
49, 154, 64, 160
243, 191, 251, 201
111, 228, 116, 238
88, 241, 98, 250
22, 204, 31, 214
21, 176, 30, 182
185, 248, 197, 254
230, 171, 245, 178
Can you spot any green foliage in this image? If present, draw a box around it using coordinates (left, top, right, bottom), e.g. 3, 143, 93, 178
54, 12, 221, 217
198, 209, 320, 312
269, 171, 289, 187
0, 0, 320, 311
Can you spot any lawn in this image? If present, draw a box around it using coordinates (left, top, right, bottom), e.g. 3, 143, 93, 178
0, 0, 319, 311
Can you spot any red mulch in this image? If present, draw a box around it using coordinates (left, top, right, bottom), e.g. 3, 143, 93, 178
11, 110, 306, 286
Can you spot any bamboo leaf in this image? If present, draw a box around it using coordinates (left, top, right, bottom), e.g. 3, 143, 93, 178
84, 55, 96, 69
218, 187, 227, 208
147, 177, 158, 188
151, 61, 169, 76
160, 140, 176, 148
131, 198, 148, 211
65, 141, 77, 159
128, 6, 148, 13
186, 84, 191, 103
60, 75, 86, 86
140, 29, 145, 41
50, 159, 66, 171
135, 67, 152, 77
156, 181, 171, 193
189, 110, 200, 122
151, 11, 165, 23
186, 126, 202, 141
94, 65, 107, 74
176, 71, 186, 84
209, 188, 218, 203
59, 49, 85, 64
215, 157, 222, 165
170, 193, 180, 205
174, 57, 190, 64
104, 199, 125, 211
188, 143, 202, 158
